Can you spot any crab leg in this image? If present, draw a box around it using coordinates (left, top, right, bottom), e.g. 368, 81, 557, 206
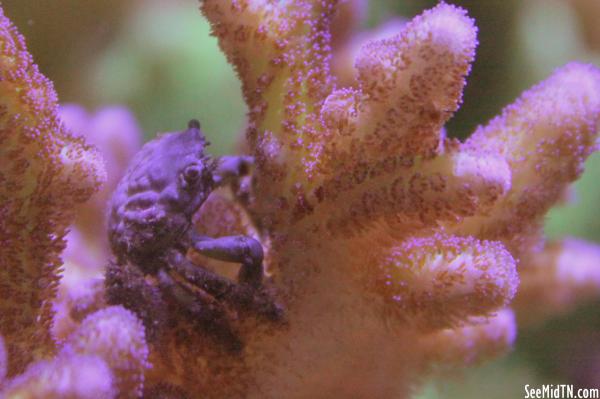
166, 249, 283, 322
156, 269, 243, 353
190, 234, 264, 288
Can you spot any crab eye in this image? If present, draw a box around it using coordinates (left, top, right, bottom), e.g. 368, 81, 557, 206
183, 164, 202, 184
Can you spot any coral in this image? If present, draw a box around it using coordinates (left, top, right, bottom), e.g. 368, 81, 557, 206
421, 308, 517, 369
375, 234, 517, 331
0, 7, 105, 376
514, 238, 600, 326
0, 335, 6, 385
1, 353, 116, 399
456, 63, 600, 254
52, 274, 106, 343
119, 1, 600, 397
162, 0, 600, 397
1, 306, 148, 399
58, 104, 142, 253
2, 1, 600, 398
62, 306, 149, 398
50, 105, 141, 343
331, 17, 407, 87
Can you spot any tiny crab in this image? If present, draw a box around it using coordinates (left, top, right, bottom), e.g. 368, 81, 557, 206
105, 120, 283, 352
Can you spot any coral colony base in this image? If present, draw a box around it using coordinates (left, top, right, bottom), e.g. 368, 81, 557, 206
1, 1, 600, 398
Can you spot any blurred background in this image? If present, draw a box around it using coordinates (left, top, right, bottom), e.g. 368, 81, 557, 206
3, 0, 599, 397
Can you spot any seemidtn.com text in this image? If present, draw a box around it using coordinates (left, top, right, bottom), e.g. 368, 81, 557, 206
524, 385, 599, 399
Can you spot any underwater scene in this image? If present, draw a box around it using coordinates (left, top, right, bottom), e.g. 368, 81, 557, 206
1, 1, 600, 398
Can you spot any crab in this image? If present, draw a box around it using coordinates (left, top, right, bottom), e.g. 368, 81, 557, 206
105, 120, 283, 352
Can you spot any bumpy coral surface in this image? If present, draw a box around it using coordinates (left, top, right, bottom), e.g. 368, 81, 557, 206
2, 1, 600, 398
0, 7, 105, 376
130, 1, 600, 397
2, 305, 148, 399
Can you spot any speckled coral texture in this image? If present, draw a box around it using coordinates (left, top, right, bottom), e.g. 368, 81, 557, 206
2, 1, 600, 398
0, 7, 104, 376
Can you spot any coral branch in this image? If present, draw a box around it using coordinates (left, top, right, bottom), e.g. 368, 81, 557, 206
457, 63, 600, 253
322, 3, 477, 166
314, 150, 510, 236
373, 234, 517, 331
202, 0, 337, 140
68, 2, 600, 397
58, 105, 142, 242
201, 0, 290, 105
331, 18, 407, 88
0, 7, 105, 375
52, 274, 106, 343
1, 354, 116, 399
202, 0, 342, 229
421, 308, 516, 368
213, 4, 490, 233
63, 306, 149, 398
3, 306, 148, 398
513, 238, 600, 326
313, 5, 480, 227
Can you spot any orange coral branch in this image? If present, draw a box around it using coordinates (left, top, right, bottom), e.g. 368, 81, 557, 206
421, 308, 516, 368
198, 1, 600, 396
0, 7, 105, 375
322, 3, 477, 165
374, 234, 517, 331
457, 63, 600, 254
514, 238, 600, 326
312, 150, 510, 237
